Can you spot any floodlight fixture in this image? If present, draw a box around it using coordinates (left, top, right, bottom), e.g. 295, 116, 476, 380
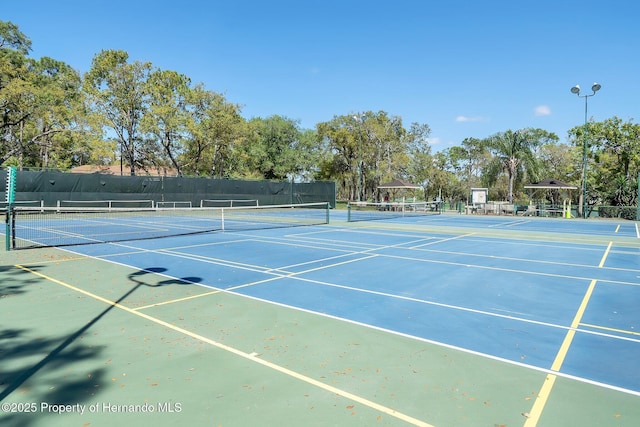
592, 82, 601, 92
571, 85, 581, 94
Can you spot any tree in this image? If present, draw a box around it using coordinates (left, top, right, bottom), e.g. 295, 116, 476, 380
84, 50, 152, 175
317, 115, 361, 200
570, 116, 640, 210
592, 117, 640, 181
1, 21, 99, 169
538, 143, 578, 183
404, 122, 432, 198
243, 116, 310, 180
0, 21, 33, 165
296, 128, 325, 181
483, 128, 558, 202
141, 69, 191, 176
429, 150, 462, 202
317, 111, 420, 201
183, 85, 246, 177
26, 57, 96, 169
362, 112, 407, 199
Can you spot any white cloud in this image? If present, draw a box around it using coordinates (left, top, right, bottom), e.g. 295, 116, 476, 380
455, 115, 486, 123
534, 105, 551, 116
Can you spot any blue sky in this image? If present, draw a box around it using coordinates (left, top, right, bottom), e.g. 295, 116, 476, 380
5, 0, 639, 151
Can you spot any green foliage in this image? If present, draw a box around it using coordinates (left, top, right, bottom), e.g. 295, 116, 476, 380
0, 21, 31, 54
1, 20, 104, 169
568, 116, 640, 208
243, 116, 306, 180
182, 85, 246, 177
84, 49, 153, 175
317, 112, 423, 201
482, 128, 558, 202
141, 69, 192, 175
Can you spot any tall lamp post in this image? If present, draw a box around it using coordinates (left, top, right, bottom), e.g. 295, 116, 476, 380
570, 82, 601, 219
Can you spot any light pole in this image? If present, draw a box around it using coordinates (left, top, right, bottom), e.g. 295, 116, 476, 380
571, 82, 601, 219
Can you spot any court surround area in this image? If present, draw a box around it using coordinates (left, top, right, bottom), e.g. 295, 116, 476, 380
1, 209, 639, 427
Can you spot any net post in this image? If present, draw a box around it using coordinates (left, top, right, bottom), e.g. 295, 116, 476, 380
11, 208, 16, 250
4, 209, 9, 252
347, 202, 351, 222
326, 202, 330, 224
4, 167, 17, 251
221, 208, 225, 231
637, 172, 640, 221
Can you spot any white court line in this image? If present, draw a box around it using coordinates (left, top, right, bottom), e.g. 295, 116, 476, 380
488, 219, 530, 228
409, 232, 475, 249
47, 238, 640, 399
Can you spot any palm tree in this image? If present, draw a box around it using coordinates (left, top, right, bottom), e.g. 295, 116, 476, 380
483, 128, 557, 203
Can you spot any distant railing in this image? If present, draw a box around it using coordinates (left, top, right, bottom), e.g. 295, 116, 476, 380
449, 201, 637, 220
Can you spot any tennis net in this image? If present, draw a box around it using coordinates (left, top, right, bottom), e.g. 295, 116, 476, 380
347, 201, 443, 222
8, 202, 330, 249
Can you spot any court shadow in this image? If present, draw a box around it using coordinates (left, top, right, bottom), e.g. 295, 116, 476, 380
0, 263, 132, 419
1, 264, 203, 426
0, 264, 48, 298
158, 276, 203, 286
0, 326, 107, 427
127, 267, 202, 287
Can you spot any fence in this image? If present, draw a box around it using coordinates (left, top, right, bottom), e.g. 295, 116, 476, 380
0, 170, 336, 209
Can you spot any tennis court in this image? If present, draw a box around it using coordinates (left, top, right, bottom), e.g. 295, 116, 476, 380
1, 208, 639, 426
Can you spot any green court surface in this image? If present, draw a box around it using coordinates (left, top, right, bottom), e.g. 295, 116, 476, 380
1, 215, 640, 427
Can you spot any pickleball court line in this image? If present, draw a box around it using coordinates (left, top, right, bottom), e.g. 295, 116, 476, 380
61, 233, 640, 355
14, 264, 435, 427
94, 234, 640, 347
579, 322, 640, 337
131, 244, 640, 349
522, 279, 597, 426
138, 250, 640, 349
241, 229, 640, 278
523, 240, 615, 426
32, 244, 640, 400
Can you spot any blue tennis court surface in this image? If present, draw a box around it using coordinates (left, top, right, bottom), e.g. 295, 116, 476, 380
56, 213, 640, 396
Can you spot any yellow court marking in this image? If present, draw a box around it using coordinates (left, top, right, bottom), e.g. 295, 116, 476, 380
15, 264, 435, 427
523, 279, 597, 427
133, 289, 222, 311
580, 322, 640, 337
13, 256, 90, 265
133, 275, 294, 310
523, 374, 557, 424
598, 241, 613, 268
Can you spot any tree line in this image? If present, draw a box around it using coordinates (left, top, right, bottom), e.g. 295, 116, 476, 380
1, 21, 638, 212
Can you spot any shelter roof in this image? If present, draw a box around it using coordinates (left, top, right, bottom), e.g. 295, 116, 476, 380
377, 179, 420, 189
524, 179, 577, 190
